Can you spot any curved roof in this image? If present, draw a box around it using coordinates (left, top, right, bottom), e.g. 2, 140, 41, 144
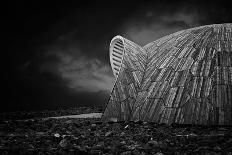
105, 23, 232, 125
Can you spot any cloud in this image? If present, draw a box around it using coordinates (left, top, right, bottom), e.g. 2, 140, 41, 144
20, 5, 208, 96
122, 7, 206, 46
125, 24, 183, 46
20, 31, 115, 95
160, 10, 205, 27
50, 50, 115, 93
40, 8, 205, 94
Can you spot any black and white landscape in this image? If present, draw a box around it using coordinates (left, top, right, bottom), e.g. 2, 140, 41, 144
3, 1, 232, 154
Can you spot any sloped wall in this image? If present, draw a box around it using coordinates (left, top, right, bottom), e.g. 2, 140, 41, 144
103, 36, 147, 121
103, 24, 232, 125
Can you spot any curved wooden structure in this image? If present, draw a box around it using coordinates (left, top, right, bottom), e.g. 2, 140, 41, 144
103, 23, 232, 125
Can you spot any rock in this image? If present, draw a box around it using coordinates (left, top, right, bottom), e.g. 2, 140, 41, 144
75, 145, 87, 153
188, 133, 198, 137
105, 131, 113, 137
8, 133, 15, 137
109, 118, 118, 122
132, 149, 140, 155
92, 142, 104, 150
148, 140, 159, 147
121, 151, 131, 155
120, 132, 125, 136
154, 152, 164, 155
120, 141, 126, 145
213, 146, 221, 151
62, 134, 66, 138
134, 120, 141, 123
95, 132, 100, 137
80, 135, 85, 138
94, 121, 102, 125
90, 149, 102, 154
103, 153, 114, 155
73, 122, 82, 128
158, 141, 166, 149
59, 139, 68, 148
36, 132, 45, 136
218, 127, 228, 132
127, 144, 140, 150
124, 125, 129, 129
65, 120, 73, 124
140, 152, 146, 155
205, 151, 221, 155
199, 136, 218, 144
54, 133, 60, 138
28, 144, 35, 149
169, 141, 175, 146
143, 122, 148, 125
66, 130, 71, 134
91, 124, 97, 131
91, 124, 97, 128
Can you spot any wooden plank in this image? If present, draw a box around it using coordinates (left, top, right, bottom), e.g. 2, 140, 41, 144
103, 24, 232, 125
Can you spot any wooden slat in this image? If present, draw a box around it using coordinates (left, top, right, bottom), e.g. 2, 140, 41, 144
103, 23, 232, 125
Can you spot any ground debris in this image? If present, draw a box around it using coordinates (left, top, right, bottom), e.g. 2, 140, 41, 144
0, 110, 231, 154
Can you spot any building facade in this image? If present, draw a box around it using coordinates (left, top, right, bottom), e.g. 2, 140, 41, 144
102, 23, 232, 125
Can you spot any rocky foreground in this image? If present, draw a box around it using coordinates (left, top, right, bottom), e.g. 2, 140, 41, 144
0, 111, 231, 154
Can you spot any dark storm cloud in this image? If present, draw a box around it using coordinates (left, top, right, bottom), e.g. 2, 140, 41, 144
4, 1, 232, 112
24, 1, 232, 96
58, 54, 114, 93
119, 2, 220, 46
116, 1, 231, 46
43, 46, 114, 93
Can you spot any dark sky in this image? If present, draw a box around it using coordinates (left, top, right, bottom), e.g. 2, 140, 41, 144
4, 1, 232, 112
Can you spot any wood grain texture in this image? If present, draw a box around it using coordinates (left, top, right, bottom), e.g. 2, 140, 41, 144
102, 23, 232, 125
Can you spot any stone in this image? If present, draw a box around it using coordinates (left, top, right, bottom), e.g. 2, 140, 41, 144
54, 133, 60, 138
59, 139, 68, 148
105, 131, 113, 137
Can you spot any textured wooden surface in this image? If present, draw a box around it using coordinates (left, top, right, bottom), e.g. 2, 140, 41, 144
102, 23, 232, 125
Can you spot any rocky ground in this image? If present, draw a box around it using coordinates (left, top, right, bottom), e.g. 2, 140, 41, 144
0, 109, 231, 155
0, 107, 101, 121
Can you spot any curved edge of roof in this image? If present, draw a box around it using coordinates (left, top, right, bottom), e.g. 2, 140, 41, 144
143, 23, 232, 49
110, 35, 125, 47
